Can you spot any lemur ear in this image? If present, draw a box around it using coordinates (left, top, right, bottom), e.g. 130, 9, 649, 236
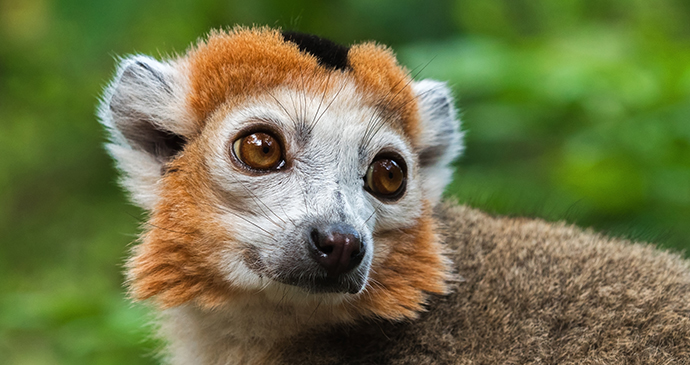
412, 79, 464, 205
98, 55, 195, 210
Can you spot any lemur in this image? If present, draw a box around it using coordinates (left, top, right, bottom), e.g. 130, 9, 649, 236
99, 27, 690, 364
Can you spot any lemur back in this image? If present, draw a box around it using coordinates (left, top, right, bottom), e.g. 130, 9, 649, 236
99, 27, 690, 364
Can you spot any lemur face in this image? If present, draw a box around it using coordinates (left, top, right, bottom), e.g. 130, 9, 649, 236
100, 28, 462, 320
205, 84, 420, 294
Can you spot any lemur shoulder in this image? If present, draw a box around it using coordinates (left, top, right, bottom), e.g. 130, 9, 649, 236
99, 27, 690, 364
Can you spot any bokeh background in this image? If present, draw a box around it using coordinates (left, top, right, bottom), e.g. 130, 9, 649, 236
1, 0, 689, 363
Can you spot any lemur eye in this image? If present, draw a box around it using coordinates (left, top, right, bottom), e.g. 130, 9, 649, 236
232, 132, 283, 170
364, 156, 406, 200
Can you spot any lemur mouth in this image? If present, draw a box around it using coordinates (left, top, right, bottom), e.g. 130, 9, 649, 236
242, 244, 370, 295
276, 270, 368, 295
242, 223, 370, 294
312, 273, 367, 294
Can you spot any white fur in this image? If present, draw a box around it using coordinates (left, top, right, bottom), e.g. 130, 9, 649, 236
160, 296, 353, 365
97, 55, 195, 210
412, 80, 464, 206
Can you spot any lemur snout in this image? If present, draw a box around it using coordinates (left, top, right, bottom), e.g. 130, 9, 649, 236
308, 224, 365, 277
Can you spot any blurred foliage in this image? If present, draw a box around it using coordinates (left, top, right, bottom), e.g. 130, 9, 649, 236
0, 0, 688, 363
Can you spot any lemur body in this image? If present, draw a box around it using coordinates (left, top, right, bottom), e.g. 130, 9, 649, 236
99, 27, 690, 364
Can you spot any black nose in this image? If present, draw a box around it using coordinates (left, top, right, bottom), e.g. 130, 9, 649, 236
308, 223, 365, 277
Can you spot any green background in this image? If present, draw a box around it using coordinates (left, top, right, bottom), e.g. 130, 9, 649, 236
1, 0, 689, 363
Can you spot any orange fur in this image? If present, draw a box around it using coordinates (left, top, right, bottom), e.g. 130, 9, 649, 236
127, 141, 239, 309
186, 27, 421, 146
348, 43, 422, 145
187, 27, 331, 127
349, 202, 451, 320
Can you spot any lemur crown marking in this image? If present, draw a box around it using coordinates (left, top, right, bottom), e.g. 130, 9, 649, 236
100, 26, 462, 321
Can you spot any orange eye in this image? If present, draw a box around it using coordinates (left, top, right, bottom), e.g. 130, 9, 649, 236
232, 132, 283, 170
365, 157, 406, 199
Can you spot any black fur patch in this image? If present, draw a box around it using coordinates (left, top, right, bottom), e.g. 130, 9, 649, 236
282, 31, 350, 71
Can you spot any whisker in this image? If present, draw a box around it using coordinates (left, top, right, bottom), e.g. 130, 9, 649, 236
310, 78, 348, 134
224, 173, 287, 227
364, 209, 377, 225
264, 87, 298, 129
286, 78, 300, 129
296, 174, 313, 217
193, 200, 281, 243
298, 63, 310, 127
218, 207, 279, 241
311, 71, 333, 130
361, 87, 438, 152
277, 198, 297, 227
360, 58, 437, 151
307, 297, 324, 323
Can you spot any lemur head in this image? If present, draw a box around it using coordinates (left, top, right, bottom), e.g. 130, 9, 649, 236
100, 27, 462, 321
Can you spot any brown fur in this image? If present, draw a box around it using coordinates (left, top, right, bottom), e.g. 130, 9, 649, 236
271, 202, 690, 364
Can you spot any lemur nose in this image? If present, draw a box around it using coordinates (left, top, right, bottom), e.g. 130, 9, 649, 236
308, 224, 365, 277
